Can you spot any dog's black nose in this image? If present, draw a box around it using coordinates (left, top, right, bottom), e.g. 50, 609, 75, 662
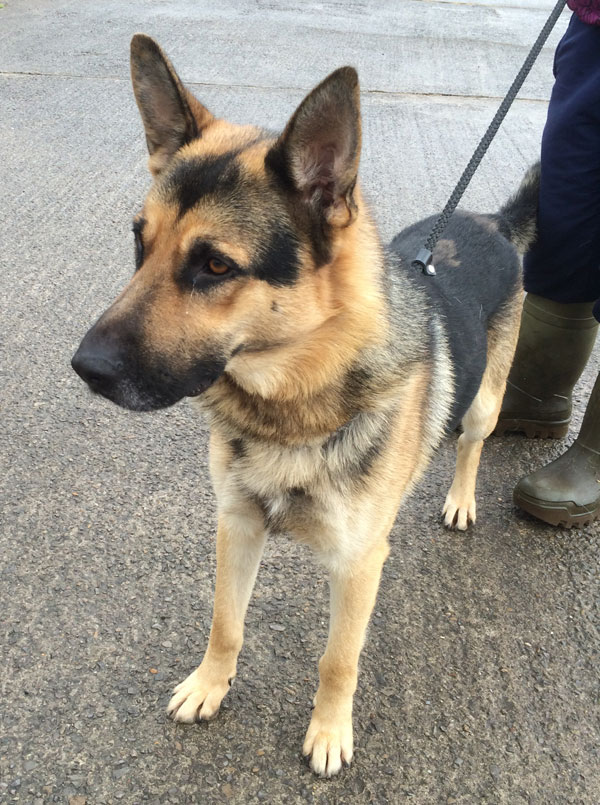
71, 344, 123, 395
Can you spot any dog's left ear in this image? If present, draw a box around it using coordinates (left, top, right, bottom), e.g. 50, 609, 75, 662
267, 67, 361, 228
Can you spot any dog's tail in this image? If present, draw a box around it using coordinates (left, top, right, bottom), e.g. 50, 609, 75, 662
497, 162, 540, 254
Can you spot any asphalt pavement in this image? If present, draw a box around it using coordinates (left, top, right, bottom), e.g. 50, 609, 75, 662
1, 0, 598, 803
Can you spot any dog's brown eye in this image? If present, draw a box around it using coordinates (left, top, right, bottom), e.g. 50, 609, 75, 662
208, 258, 229, 275
179, 241, 240, 292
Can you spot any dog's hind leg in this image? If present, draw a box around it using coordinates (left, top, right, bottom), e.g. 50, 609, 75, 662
167, 510, 266, 722
443, 293, 522, 530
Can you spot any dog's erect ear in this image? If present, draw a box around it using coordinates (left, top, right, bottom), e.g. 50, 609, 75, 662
267, 67, 361, 227
130, 34, 214, 176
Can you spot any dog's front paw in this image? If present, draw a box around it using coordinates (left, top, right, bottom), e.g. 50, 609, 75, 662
442, 492, 476, 530
167, 663, 233, 723
302, 712, 353, 777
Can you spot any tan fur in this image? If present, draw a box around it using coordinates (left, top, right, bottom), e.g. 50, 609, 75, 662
471, 213, 500, 234
224, 193, 386, 402
182, 120, 264, 159
434, 238, 460, 267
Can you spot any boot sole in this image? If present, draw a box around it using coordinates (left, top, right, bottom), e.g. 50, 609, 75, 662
514, 490, 600, 528
494, 417, 570, 439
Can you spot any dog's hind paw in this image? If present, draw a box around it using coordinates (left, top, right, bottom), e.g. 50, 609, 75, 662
167, 663, 233, 723
302, 714, 353, 777
442, 494, 476, 531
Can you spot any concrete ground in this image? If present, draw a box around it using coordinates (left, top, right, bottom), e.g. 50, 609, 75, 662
1, 0, 598, 802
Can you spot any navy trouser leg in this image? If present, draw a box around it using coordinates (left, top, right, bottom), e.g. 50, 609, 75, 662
524, 14, 600, 320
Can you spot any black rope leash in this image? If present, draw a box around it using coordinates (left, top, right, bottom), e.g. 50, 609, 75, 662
412, 0, 567, 276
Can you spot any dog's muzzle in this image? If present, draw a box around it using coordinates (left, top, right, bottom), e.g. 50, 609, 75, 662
71, 323, 226, 411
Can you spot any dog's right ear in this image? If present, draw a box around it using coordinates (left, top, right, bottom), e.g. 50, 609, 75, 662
130, 34, 214, 176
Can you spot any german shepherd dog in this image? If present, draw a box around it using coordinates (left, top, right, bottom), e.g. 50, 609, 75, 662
72, 35, 538, 776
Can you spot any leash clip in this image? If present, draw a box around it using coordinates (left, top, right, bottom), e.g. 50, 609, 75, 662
411, 248, 436, 276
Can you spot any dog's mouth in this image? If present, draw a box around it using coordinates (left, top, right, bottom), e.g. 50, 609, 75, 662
185, 364, 226, 398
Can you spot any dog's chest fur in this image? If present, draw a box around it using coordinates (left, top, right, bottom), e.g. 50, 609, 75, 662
214, 409, 395, 563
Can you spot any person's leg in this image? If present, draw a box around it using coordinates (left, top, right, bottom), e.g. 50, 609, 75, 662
525, 15, 600, 306
497, 15, 600, 437
497, 15, 600, 526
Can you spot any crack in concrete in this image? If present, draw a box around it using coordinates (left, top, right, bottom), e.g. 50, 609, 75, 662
0, 69, 550, 104
421, 0, 562, 9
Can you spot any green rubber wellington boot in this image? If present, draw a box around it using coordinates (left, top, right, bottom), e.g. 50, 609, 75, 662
513, 372, 600, 527
496, 294, 598, 438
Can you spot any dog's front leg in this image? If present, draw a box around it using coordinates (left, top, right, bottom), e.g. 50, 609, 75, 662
168, 512, 266, 722
303, 539, 390, 777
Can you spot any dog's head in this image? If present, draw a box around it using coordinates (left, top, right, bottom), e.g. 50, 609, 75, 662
71, 35, 364, 411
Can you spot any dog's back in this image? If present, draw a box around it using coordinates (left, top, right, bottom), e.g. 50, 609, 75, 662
387, 164, 540, 430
